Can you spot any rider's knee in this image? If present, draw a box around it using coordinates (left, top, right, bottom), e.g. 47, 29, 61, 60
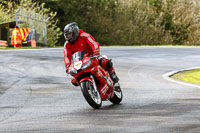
106, 59, 113, 68
99, 57, 113, 70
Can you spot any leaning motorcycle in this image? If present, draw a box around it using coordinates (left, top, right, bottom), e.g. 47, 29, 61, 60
68, 51, 123, 109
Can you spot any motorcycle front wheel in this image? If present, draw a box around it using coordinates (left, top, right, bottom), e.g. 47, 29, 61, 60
80, 81, 102, 109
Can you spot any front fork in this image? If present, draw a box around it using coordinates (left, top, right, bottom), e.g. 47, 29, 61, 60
79, 75, 98, 92
90, 75, 98, 93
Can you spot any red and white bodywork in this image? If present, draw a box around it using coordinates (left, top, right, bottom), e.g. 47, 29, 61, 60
68, 51, 122, 109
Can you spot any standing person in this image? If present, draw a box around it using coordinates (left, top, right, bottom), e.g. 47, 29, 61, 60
63, 22, 119, 85
11, 26, 22, 48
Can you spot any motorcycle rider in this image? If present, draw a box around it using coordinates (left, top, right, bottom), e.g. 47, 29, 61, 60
64, 22, 119, 86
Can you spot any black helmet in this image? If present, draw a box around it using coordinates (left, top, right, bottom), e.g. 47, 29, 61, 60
64, 22, 79, 44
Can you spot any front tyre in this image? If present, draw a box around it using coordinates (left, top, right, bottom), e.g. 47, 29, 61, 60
80, 81, 102, 109
110, 83, 123, 104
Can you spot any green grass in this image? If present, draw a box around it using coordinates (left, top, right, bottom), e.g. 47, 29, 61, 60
171, 69, 200, 85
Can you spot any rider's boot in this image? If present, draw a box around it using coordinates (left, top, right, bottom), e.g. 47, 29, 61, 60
109, 70, 119, 84
99, 57, 119, 84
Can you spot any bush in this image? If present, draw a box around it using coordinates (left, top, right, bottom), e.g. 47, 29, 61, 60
3, 0, 200, 46
57, 0, 173, 45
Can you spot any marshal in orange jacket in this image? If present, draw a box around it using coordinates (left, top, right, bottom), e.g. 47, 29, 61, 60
11, 26, 22, 48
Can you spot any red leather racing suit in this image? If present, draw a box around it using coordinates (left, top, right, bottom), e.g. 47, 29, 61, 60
64, 29, 100, 71
64, 29, 118, 85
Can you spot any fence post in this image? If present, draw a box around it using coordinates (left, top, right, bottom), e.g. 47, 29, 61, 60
44, 17, 50, 45
15, 9, 20, 26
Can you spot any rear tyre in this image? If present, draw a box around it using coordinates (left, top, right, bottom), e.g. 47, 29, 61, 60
109, 83, 123, 104
81, 81, 102, 109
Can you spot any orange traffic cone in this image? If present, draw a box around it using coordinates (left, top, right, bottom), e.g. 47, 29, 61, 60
31, 40, 36, 47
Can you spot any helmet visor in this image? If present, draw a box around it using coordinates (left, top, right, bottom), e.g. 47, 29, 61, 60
64, 33, 73, 41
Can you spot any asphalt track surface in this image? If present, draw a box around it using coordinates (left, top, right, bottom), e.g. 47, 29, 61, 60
0, 46, 200, 133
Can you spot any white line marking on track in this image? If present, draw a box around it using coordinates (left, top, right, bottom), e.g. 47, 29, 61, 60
162, 67, 200, 89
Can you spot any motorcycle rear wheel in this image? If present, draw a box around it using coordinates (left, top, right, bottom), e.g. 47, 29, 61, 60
109, 83, 123, 104
81, 81, 102, 109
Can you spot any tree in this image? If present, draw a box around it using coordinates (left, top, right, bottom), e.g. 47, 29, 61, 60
0, 0, 62, 47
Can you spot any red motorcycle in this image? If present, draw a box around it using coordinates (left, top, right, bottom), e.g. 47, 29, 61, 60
68, 51, 123, 109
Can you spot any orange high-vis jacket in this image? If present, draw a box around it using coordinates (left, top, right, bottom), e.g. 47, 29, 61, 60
19, 28, 30, 41
11, 28, 22, 48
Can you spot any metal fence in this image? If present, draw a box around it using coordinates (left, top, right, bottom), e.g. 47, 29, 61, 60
15, 8, 49, 46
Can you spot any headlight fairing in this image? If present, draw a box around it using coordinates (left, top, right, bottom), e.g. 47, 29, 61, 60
81, 60, 91, 70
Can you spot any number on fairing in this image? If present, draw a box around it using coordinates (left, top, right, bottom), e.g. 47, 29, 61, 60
74, 61, 83, 70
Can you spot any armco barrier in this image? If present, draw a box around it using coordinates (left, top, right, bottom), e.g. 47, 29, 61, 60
0, 40, 8, 48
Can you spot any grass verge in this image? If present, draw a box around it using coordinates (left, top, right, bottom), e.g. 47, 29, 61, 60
171, 69, 200, 85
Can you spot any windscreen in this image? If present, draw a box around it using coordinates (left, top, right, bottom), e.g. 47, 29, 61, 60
71, 51, 88, 64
